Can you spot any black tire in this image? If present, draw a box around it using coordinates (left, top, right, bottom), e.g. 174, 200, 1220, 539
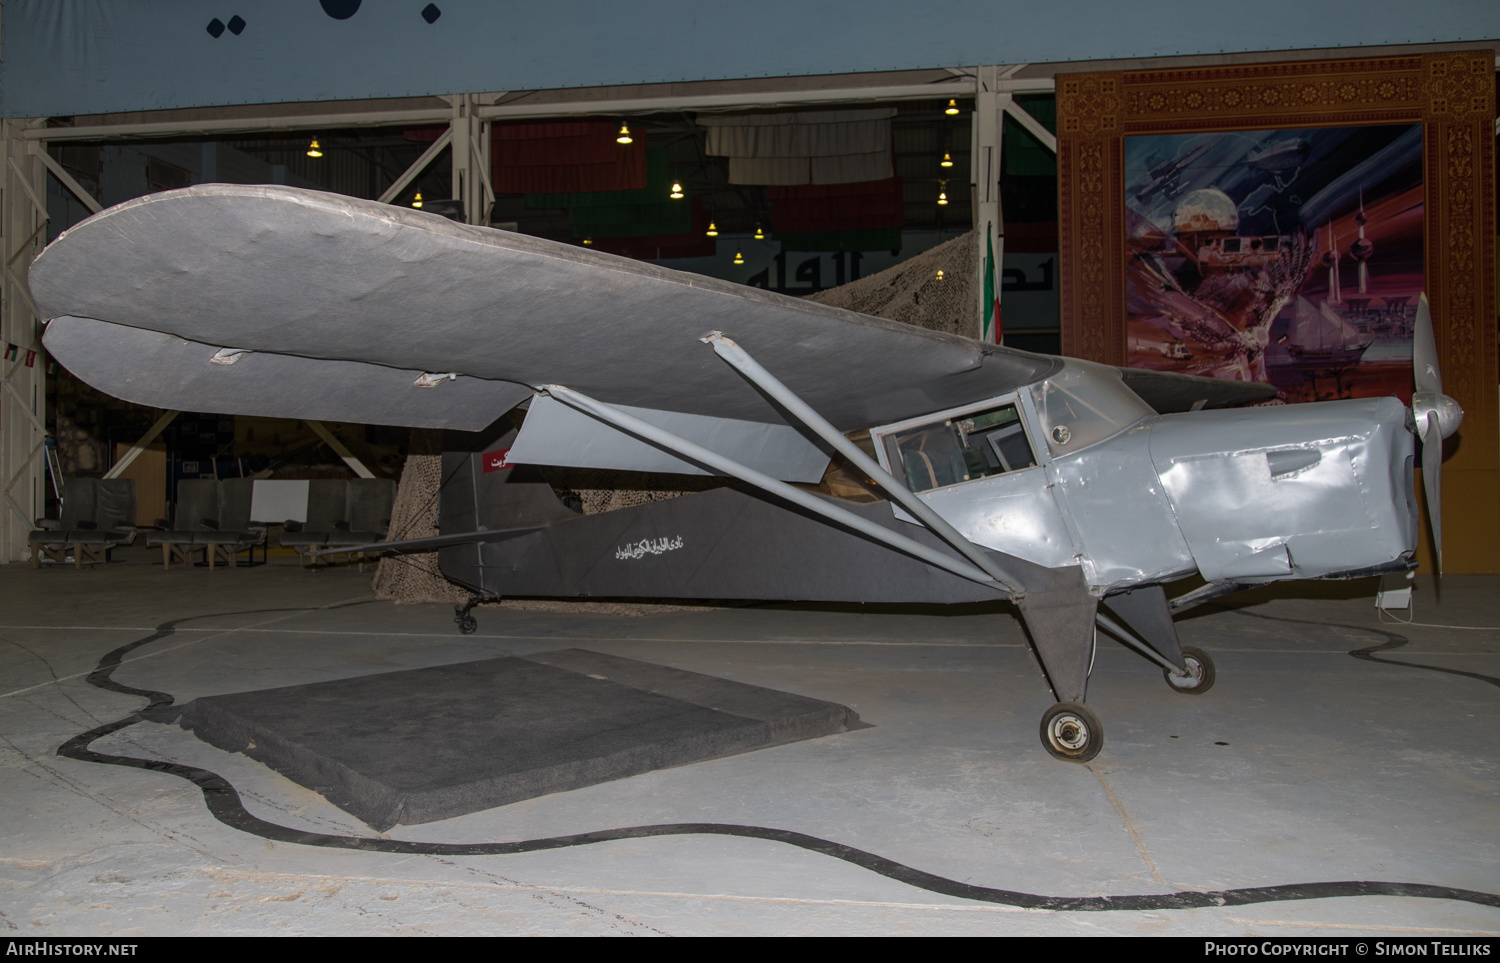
1164, 645, 1215, 694
1040, 701, 1104, 762
456, 614, 478, 635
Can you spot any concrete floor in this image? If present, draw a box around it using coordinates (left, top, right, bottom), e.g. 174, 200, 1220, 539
1, 545, 1497, 936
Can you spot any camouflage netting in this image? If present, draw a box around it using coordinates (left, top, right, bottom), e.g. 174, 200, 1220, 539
537, 467, 725, 517
373, 229, 981, 608
804, 229, 979, 339
371, 429, 469, 605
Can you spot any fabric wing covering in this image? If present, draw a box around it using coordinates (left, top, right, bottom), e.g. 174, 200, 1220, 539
30, 185, 1059, 439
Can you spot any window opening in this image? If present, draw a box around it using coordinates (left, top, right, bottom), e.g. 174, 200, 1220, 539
881, 402, 1036, 494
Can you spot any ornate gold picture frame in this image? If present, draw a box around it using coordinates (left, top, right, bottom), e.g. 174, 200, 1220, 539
1057, 51, 1496, 571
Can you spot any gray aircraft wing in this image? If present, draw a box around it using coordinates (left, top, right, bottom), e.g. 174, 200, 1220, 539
33, 184, 1269, 434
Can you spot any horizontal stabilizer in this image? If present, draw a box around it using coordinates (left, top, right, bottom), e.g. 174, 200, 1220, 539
44, 316, 532, 430
311, 525, 543, 556
509, 394, 831, 483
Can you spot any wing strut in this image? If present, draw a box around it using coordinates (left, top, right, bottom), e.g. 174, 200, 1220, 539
541, 384, 1010, 596
701, 331, 1027, 597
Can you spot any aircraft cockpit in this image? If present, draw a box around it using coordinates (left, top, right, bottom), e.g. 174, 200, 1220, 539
872, 360, 1157, 497
879, 402, 1036, 494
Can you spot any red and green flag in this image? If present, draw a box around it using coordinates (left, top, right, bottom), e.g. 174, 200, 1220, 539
982, 230, 1003, 344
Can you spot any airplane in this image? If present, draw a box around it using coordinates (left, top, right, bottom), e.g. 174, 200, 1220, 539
29, 185, 1463, 762
1130, 142, 1212, 204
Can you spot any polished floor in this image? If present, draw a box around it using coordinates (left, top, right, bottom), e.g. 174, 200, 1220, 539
2, 546, 1497, 936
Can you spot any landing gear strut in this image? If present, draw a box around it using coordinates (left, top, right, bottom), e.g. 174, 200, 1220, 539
454, 593, 497, 635
1040, 701, 1104, 762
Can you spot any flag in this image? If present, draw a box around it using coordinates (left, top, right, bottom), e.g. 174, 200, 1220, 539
2, 343, 15, 361
982, 230, 1003, 344
24, 349, 35, 367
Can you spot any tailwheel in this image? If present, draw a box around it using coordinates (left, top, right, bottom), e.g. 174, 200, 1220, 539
1040, 701, 1104, 762
1164, 645, 1215, 695
454, 593, 489, 635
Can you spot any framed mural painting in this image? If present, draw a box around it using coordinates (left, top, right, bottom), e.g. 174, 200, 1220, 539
1056, 51, 1495, 571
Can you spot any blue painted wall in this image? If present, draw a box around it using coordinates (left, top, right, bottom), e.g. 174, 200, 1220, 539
3, 1, 1496, 118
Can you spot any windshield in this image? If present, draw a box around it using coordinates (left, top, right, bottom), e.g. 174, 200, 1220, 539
880, 401, 1037, 494
1029, 360, 1154, 457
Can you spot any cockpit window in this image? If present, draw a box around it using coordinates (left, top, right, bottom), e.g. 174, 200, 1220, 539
881, 402, 1037, 494
1029, 359, 1155, 457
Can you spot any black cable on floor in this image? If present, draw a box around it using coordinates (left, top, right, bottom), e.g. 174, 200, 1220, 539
54, 606, 1500, 913
1217, 604, 1500, 689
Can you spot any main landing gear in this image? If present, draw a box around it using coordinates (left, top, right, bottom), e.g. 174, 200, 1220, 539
1040, 702, 1104, 762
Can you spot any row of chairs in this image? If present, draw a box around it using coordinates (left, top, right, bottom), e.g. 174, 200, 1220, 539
271, 478, 396, 570
28, 479, 139, 568
152, 477, 396, 570
149, 478, 267, 570
28, 477, 395, 571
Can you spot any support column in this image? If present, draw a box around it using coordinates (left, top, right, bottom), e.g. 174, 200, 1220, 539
450, 93, 493, 226
1, 121, 49, 561
971, 66, 1008, 344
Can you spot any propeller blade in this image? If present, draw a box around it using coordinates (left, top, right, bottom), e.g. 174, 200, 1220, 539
1413, 293, 1441, 395
1422, 410, 1443, 572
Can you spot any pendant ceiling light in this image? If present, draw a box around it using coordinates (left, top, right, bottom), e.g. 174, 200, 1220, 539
706, 221, 718, 237
937, 181, 948, 206
945, 99, 960, 115
411, 192, 423, 209
670, 181, 685, 199
940, 152, 953, 168
733, 250, 744, 265
616, 122, 633, 144
753, 225, 764, 240
306, 138, 323, 158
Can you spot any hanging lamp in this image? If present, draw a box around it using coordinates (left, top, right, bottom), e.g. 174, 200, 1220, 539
706, 221, 718, 237
940, 152, 953, 168
670, 181, 685, 199
616, 122, 633, 144
733, 250, 745, 265
945, 99, 960, 115
306, 138, 323, 158
411, 191, 423, 209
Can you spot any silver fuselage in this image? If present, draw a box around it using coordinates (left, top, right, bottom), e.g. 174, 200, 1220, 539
874, 362, 1417, 593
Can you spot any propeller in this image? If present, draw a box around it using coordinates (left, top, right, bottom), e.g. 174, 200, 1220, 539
1410, 293, 1463, 571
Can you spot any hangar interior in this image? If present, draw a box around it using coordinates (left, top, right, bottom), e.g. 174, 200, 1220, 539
1, 2, 1499, 937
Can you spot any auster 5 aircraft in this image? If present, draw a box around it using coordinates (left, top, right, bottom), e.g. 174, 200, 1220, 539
30, 185, 1463, 762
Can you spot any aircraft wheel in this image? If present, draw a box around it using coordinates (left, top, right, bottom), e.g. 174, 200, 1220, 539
1040, 701, 1104, 762
1164, 645, 1215, 694
457, 615, 478, 635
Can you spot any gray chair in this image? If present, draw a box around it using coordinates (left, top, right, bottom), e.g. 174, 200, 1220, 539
147, 479, 219, 570
275, 479, 350, 565
322, 478, 397, 571
29, 478, 138, 568
203, 478, 267, 568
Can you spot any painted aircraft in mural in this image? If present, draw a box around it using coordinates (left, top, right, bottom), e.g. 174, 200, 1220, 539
29, 186, 1463, 762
